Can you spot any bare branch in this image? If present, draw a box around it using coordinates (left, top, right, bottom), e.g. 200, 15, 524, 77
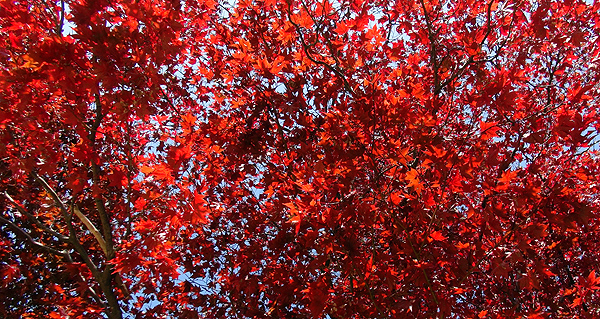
32, 172, 70, 218
32, 173, 103, 279
58, 0, 65, 36
90, 93, 104, 142
419, 0, 440, 93
73, 205, 108, 256
91, 162, 116, 259
4, 192, 69, 242
87, 95, 116, 259
0, 215, 68, 257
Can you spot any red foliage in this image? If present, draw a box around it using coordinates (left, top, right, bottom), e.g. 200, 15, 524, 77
1, 0, 600, 318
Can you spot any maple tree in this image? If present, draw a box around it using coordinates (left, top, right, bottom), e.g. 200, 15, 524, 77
1, 0, 600, 317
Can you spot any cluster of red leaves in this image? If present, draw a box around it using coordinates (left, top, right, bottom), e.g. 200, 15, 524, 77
1, 0, 600, 318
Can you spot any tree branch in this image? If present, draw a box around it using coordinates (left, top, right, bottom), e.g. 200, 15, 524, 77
0, 215, 68, 257
419, 0, 440, 93
88, 94, 115, 259
4, 192, 69, 242
286, 0, 355, 95
87, 95, 125, 317
433, 0, 497, 96
58, 0, 65, 36
73, 205, 108, 255
33, 172, 71, 218
394, 216, 441, 315
31, 172, 123, 316
91, 162, 115, 259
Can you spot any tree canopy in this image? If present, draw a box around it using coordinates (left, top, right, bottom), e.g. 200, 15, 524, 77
1, 0, 600, 317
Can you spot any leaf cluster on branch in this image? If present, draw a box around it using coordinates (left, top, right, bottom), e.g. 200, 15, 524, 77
1, 0, 600, 317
